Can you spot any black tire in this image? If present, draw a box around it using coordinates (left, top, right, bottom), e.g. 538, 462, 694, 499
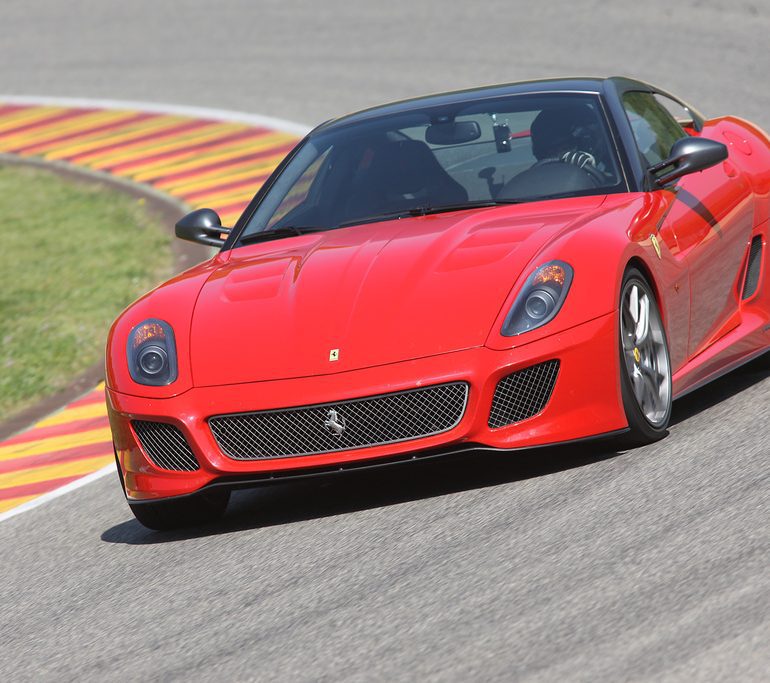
618, 267, 672, 447
128, 488, 231, 531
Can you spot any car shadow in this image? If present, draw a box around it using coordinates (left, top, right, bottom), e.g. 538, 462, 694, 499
669, 353, 769, 425
101, 439, 620, 545
101, 357, 768, 546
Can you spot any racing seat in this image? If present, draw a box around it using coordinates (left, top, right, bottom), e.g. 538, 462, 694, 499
344, 139, 468, 219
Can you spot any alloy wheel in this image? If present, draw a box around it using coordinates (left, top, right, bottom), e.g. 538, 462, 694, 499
620, 278, 671, 427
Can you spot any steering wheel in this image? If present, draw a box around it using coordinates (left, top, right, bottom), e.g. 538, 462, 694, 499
560, 150, 605, 186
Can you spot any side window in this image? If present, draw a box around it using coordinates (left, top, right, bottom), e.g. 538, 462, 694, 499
622, 92, 687, 166
654, 94, 696, 130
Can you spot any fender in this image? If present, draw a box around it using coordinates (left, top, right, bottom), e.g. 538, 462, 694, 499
484, 192, 689, 370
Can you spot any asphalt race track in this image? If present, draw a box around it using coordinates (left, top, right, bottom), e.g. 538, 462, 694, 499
1, 1, 768, 680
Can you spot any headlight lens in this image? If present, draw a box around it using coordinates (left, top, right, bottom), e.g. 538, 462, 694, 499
501, 261, 574, 336
126, 319, 178, 385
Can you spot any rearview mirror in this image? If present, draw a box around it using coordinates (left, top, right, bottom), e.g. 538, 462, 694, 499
175, 208, 231, 247
425, 120, 481, 146
650, 137, 728, 187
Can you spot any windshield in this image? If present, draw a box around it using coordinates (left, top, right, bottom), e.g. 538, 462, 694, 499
239, 93, 624, 242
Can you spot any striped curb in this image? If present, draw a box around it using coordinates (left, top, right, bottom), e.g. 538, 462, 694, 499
0, 98, 308, 520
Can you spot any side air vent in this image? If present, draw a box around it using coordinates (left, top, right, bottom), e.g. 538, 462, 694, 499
132, 420, 200, 472
488, 360, 560, 429
742, 236, 763, 300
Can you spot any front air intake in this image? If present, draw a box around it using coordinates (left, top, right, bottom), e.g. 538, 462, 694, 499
209, 382, 469, 460
742, 236, 763, 300
132, 420, 200, 472
488, 360, 560, 428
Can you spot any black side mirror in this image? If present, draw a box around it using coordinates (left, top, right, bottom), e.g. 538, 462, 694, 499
650, 137, 728, 187
175, 209, 231, 247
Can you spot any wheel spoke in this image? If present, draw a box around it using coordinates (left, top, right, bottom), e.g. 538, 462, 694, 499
639, 362, 660, 386
643, 374, 659, 410
629, 284, 639, 324
631, 369, 645, 404
635, 293, 650, 343
621, 306, 636, 346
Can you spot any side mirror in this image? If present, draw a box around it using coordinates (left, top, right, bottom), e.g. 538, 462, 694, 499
175, 209, 231, 247
650, 137, 728, 187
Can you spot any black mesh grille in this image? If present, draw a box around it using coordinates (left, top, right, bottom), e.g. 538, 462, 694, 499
132, 420, 200, 472
488, 360, 560, 428
209, 382, 469, 460
742, 236, 763, 300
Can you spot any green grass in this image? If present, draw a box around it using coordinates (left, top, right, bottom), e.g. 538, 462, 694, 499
0, 164, 173, 420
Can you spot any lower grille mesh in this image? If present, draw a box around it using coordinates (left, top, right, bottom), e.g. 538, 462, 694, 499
488, 360, 560, 428
742, 236, 763, 300
133, 420, 200, 472
209, 382, 469, 460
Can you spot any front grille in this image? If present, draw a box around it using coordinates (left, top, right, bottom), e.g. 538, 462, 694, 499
132, 420, 200, 472
488, 360, 560, 428
742, 236, 763, 300
209, 382, 469, 460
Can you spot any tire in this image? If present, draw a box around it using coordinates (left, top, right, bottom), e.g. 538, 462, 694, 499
618, 267, 672, 447
128, 488, 231, 531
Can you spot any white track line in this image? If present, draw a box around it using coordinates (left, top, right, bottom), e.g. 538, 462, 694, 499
0, 464, 115, 523
0, 95, 310, 522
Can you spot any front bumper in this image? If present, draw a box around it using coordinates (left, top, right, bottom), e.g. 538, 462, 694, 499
108, 311, 625, 500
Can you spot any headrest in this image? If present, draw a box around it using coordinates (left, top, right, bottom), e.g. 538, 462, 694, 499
531, 105, 595, 160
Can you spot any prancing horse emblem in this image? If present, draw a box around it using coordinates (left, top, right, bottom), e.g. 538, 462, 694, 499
323, 408, 346, 435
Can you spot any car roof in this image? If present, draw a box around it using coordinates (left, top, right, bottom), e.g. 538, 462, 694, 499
313, 76, 653, 133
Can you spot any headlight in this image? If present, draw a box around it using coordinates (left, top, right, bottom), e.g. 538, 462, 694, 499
126, 319, 178, 385
501, 261, 574, 336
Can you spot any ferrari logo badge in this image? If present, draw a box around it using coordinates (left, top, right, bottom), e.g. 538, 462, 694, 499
323, 408, 346, 435
650, 234, 662, 260
329, 348, 340, 362
633, 347, 641, 363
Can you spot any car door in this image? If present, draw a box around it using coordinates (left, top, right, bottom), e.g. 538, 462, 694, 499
665, 159, 752, 358
622, 91, 753, 360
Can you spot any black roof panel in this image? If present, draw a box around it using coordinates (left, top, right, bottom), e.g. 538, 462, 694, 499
314, 77, 651, 133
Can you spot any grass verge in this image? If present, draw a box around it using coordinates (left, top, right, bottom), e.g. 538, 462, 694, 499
0, 164, 173, 420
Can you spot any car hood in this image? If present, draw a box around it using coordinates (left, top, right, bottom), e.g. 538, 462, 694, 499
190, 197, 606, 386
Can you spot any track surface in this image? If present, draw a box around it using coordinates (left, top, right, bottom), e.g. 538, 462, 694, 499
0, 1, 768, 680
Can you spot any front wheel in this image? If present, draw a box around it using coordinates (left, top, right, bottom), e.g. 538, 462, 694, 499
128, 488, 231, 531
618, 268, 672, 446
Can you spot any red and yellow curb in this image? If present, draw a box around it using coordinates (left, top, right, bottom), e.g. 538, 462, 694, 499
0, 100, 303, 518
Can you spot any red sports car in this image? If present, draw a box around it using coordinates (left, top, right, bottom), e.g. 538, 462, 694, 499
106, 77, 770, 529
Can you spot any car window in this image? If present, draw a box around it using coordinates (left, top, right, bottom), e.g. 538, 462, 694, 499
653, 93, 697, 130
266, 147, 331, 229
241, 93, 626, 240
622, 91, 687, 166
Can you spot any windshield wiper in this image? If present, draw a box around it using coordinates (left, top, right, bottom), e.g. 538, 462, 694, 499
239, 226, 323, 245
417, 199, 523, 215
336, 200, 521, 229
